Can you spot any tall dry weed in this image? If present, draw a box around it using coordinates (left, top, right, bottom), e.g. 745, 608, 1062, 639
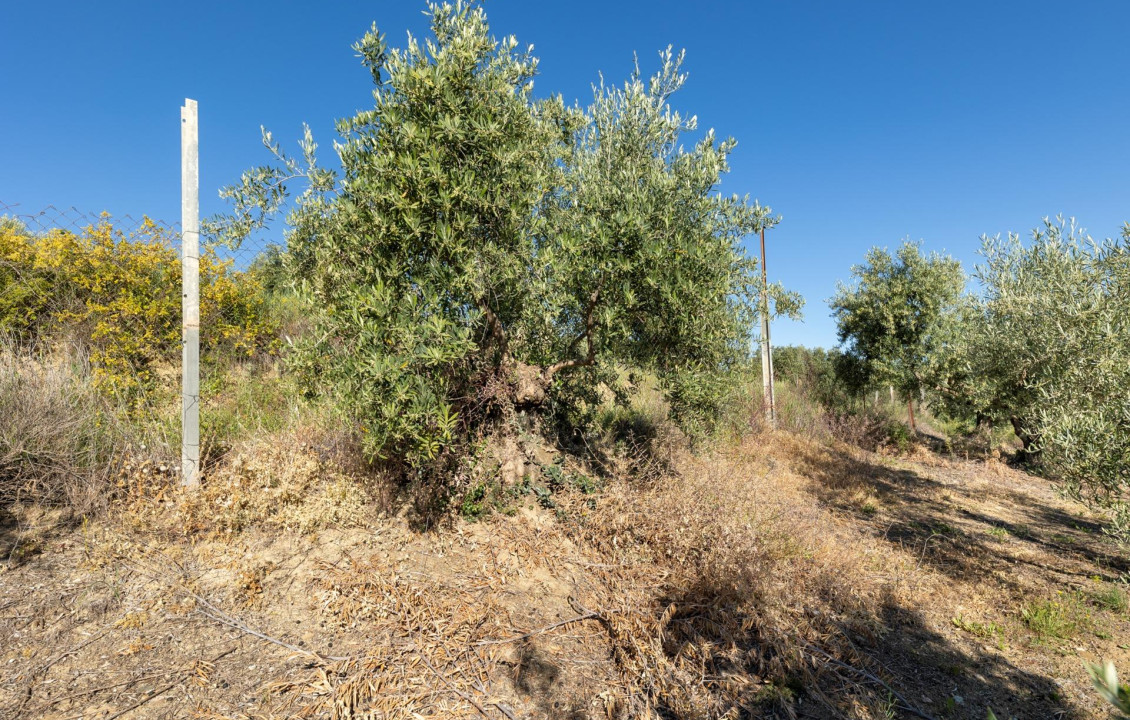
0, 344, 125, 514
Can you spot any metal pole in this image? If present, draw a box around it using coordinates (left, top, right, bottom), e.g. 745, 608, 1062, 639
181, 99, 200, 487
759, 226, 776, 427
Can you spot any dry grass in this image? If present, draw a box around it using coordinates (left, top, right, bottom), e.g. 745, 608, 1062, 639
120, 426, 390, 539
568, 435, 899, 717
0, 346, 127, 514
3, 382, 1129, 718
2, 421, 911, 719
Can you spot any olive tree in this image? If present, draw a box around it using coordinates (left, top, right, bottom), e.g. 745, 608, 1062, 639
959, 219, 1130, 534
830, 241, 964, 432
210, 1, 800, 470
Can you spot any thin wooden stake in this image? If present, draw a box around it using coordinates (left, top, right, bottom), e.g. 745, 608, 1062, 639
759, 227, 776, 426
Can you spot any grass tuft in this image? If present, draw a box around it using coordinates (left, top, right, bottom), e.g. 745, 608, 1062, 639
952, 614, 1002, 639
1019, 596, 1090, 641
1090, 584, 1129, 615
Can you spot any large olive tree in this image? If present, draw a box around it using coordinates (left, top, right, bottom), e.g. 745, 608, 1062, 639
210, 1, 799, 468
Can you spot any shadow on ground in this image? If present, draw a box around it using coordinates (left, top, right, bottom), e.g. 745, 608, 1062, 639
789, 442, 1129, 592
654, 575, 1085, 719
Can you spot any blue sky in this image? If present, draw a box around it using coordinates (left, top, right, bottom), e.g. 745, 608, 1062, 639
2, 1, 1127, 347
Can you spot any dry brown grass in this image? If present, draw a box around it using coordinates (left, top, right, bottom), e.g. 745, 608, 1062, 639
120, 426, 391, 539
3, 399, 1127, 719
3, 421, 909, 719
565, 434, 907, 718
0, 348, 123, 513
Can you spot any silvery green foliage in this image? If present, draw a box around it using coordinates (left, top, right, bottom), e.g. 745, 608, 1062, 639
1087, 660, 1130, 716
966, 218, 1130, 536
209, 1, 801, 466
830, 242, 965, 404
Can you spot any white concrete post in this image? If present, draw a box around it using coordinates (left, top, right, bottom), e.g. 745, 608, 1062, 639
181, 99, 200, 487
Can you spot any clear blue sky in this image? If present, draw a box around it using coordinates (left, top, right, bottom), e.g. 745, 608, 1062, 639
2, 1, 1127, 348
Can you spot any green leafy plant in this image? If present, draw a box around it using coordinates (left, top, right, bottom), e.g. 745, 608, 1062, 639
1086, 661, 1130, 717
830, 241, 964, 433
210, 1, 801, 476
459, 482, 489, 519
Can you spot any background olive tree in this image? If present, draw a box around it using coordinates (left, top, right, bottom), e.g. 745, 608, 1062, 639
210, 1, 800, 476
830, 241, 964, 432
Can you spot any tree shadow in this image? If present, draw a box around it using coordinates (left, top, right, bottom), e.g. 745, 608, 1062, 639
0, 504, 68, 568
0, 508, 19, 561
654, 578, 1089, 719
788, 442, 1129, 592
508, 639, 597, 720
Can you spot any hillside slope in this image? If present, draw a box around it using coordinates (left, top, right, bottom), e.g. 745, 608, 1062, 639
1, 430, 1127, 719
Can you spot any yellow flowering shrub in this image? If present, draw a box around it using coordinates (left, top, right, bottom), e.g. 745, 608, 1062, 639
0, 216, 277, 398
0, 218, 69, 338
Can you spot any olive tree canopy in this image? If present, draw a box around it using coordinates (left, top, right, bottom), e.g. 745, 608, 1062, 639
210, 1, 800, 467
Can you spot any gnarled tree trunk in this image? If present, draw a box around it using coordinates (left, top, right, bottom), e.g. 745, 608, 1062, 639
1009, 415, 1041, 465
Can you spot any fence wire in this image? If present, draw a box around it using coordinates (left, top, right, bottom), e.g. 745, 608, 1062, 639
0, 201, 280, 466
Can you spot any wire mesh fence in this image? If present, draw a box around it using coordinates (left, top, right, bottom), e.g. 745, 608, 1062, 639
0, 200, 282, 472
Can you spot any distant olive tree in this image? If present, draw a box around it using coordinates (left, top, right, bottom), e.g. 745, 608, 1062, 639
830, 241, 964, 432
209, 1, 800, 473
771, 345, 853, 409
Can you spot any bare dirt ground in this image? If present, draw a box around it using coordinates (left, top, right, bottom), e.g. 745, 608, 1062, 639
783, 435, 1130, 718
1, 431, 1127, 719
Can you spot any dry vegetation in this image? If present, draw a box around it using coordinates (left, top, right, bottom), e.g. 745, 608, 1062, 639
2, 394, 1127, 719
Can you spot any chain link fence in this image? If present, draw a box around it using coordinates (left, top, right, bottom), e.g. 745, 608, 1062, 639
0, 200, 281, 476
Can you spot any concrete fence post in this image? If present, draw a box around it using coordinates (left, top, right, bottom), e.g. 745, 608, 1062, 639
181, 98, 200, 487
759, 227, 777, 427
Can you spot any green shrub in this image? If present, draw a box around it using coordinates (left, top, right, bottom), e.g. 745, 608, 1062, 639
885, 420, 913, 452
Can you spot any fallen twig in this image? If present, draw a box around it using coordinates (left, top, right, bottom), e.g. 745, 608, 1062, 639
101, 679, 180, 720
31, 672, 177, 712
413, 641, 495, 719
803, 642, 936, 720
186, 589, 351, 663
2, 629, 111, 720
915, 532, 942, 572
474, 611, 600, 646
31, 647, 237, 715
